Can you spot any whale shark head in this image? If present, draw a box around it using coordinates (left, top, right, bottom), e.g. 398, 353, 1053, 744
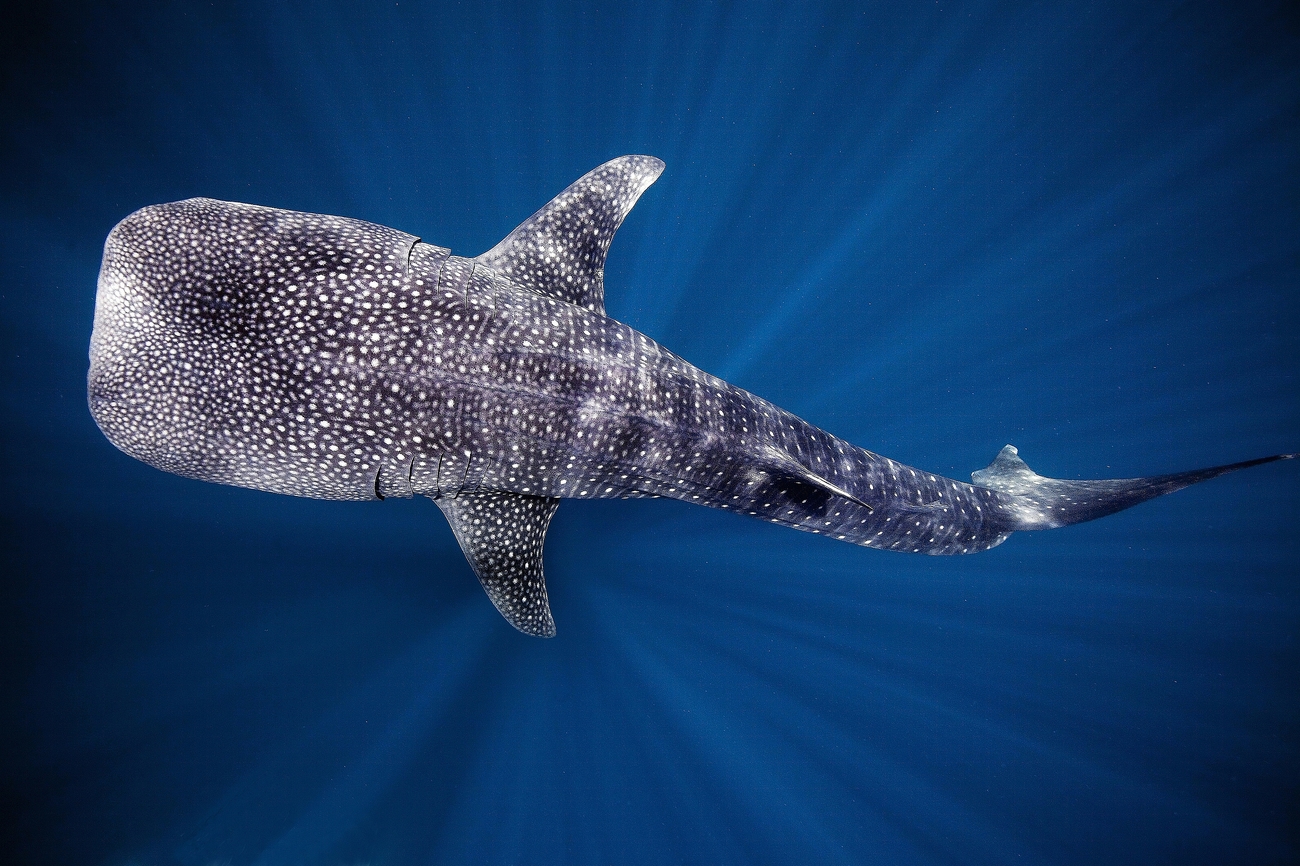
87, 198, 421, 498
88, 201, 234, 479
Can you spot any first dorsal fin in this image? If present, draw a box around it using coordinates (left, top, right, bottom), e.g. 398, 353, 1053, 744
475, 155, 665, 314
435, 491, 561, 637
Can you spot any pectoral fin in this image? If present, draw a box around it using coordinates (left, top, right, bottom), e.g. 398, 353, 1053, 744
435, 491, 561, 637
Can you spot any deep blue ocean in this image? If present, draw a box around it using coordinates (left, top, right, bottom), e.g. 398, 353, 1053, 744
3, 2, 1298, 863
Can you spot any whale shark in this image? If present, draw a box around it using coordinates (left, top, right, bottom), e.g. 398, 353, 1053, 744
88, 155, 1294, 636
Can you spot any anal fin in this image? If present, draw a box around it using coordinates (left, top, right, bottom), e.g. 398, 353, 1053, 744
435, 491, 561, 637
759, 448, 874, 511
782, 462, 874, 511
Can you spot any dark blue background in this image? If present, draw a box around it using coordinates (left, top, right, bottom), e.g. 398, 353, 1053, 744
3, 1, 1297, 863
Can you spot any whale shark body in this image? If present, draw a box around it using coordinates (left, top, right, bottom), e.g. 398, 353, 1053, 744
88, 156, 1293, 636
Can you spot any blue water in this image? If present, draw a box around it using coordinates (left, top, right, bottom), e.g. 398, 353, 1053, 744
2, 2, 1298, 863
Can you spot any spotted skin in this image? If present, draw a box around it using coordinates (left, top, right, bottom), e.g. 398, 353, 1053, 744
88, 156, 1295, 636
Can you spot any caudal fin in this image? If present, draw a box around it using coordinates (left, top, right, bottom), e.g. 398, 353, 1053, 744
971, 445, 1295, 530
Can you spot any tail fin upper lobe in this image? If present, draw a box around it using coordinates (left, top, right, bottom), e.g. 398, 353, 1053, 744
972, 445, 1296, 531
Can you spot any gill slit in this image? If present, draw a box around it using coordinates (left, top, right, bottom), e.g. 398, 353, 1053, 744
402, 237, 420, 276
454, 451, 473, 498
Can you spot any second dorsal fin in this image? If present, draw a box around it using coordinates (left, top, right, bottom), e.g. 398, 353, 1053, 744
970, 445, 1043, 495
475, 155, 664, 314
